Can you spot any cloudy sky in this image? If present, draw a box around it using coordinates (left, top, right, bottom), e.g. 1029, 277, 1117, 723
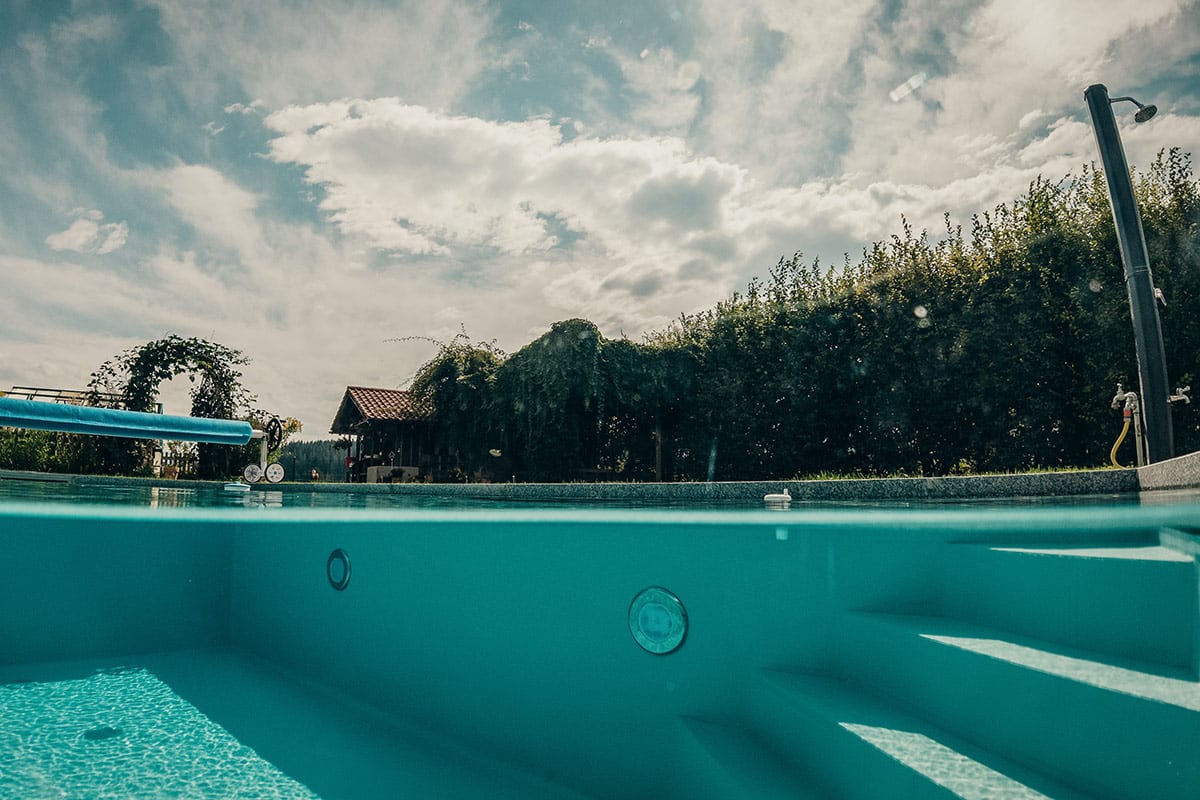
1, 0, 1198, 437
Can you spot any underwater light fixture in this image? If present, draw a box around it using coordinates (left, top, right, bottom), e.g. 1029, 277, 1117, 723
326, 548, 351, 591
629, 587, 688, 655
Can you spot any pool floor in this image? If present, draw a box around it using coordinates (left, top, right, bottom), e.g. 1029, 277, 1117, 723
0, 648, 591, 800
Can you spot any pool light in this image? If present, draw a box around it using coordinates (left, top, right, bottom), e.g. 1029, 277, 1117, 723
326, 549, 351, 591
629, 587, 688, 655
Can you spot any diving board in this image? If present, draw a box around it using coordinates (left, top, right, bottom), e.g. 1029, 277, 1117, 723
0, 397, 253, 445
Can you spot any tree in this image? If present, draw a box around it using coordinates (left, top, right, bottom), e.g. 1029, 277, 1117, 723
408, 332, 504, 479
491, 320, 607, 481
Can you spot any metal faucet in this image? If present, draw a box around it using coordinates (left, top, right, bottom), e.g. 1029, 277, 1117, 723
1111, 383, 1146, 467
1111, 383, 1139, 413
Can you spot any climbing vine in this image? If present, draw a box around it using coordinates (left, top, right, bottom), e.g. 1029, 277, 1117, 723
87, 335, 261, 478
90, 335, 253, 416
406, 330, 505, 480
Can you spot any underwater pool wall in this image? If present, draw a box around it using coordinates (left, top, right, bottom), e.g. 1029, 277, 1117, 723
0, 509, 232, 665
225, 513, 856, 795
222, 508, 1200, 799
3, 503, 1198, 798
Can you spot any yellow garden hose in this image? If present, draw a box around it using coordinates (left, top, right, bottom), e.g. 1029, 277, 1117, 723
1110, 414, 1131, 467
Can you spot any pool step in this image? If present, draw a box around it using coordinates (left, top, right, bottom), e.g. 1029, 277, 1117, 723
938, 538, 1198, 672
839, 611, 1200, 800
748, 667, 1091, 800
676, 715, 830, 800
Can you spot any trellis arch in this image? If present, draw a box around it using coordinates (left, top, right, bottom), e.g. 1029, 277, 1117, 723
87, 335, 258, 478
90, 335, 253, 419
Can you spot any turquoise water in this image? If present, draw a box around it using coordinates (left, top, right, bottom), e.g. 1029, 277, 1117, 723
0, 666, 319, 799
0, 476, 1144, 511
2, 481, 1197, 798
0, 650, 585, 800
0, 479, 503, 509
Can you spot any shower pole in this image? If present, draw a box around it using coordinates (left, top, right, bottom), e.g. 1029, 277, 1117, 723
1084, 83, 1173, 463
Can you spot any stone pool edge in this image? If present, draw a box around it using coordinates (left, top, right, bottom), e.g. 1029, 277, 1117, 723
9, 449, 1200, 502
2, 461, 1167, 502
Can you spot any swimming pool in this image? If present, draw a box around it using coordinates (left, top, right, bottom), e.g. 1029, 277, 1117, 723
2, 494, 1198, 798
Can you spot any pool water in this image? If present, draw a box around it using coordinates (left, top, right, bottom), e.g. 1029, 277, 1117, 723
0, 474, 1144, 512
0, 663, 319, 799
0, 650, 583, 800
0, 479, 512, 510
1, 489, 1197, 798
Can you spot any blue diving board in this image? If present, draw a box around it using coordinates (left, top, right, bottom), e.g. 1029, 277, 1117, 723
0, 397, 253, 445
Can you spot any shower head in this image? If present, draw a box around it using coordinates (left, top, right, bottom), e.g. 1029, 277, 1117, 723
1109, 95, 1158, 123
1133, 103, 1157, 123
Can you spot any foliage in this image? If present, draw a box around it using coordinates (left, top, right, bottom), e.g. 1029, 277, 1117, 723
0, 428, 53, 471
0, 336, 284, 478
404, 321, 691, 481
490, 319, 608, 480
652, 148, 1200, 478
407, 331, 505, 478
87, 335, 259, 478
404, 148, 1199, 481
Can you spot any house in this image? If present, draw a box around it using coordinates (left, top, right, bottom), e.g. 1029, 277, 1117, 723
329, 386, 443, 482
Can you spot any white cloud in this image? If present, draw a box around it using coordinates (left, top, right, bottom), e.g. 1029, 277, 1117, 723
44, 211, 130, 254
45, 218, 100, 252
224, 100, 265, 115
613, 47, 704, 131
97, 221, 129, 254
264, 99, 745, 262
149, 0, 497, 110
4, 0, 1199, 441
687, 0, 879, 178
260, 83, 1200, 351
156, 165, 262, 261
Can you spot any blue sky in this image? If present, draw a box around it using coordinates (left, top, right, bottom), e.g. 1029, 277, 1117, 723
1, 0, 1198, 436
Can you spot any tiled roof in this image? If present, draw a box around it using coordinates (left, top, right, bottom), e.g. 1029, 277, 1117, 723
330, 386, 432, 433
348, 386, 432, 420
